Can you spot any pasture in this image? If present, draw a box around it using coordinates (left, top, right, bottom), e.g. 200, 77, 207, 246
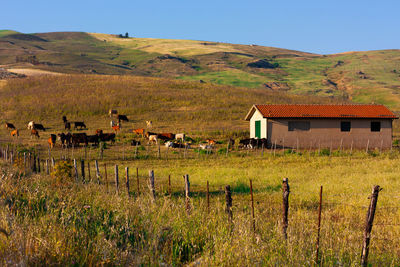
0, 74, 400, 265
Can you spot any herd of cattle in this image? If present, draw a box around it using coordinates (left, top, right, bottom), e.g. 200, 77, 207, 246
3, 110, 269, 150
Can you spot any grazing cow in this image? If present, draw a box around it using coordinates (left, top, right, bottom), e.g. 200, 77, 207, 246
165, 141, 176, 148
10, 129, 19, 137
27, 121, 35, 130
62, 116, 67, 123
99, 133, 116, 143
145, 131, 157, 138
175, 133, 185, 142
95, 129, 103, 136
117, 115, 129, 122
31, 129, 40, 139
33, 123, 45, 131
74, 121, 86, 130
148, 135, 158, 144
58, 133, 72, 147
48, 134, 57, 148
157, 133, 175, 141
133, 128, 145, 137
112, 125, 120, 133
72, 133, 88, 146
131, 140, 141, 146
146, 120, 152, 128
87, 135, 99, 145
5, 122, 15, 130
65, 122, 71, 130
109, 109, 118, 117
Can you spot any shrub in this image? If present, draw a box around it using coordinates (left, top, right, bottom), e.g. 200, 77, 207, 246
52, 160, 73, 184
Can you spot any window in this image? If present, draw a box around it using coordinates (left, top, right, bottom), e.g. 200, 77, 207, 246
341, 121, 351, 132
371, 121, 381, 132
288, 121, 310, 131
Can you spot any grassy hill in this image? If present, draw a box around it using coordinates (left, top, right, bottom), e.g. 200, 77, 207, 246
1, 31, 400, 109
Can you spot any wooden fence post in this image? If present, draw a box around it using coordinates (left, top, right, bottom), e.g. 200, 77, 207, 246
315, 186, 323, 265
148, 170, 156, 201
206, 180, 210, 213
104, 163, 108, 192
250, 179, 255, 232
282, 178, 290, 240
37, 156, 40, 173
225, 185, 233, 223
366, 139, 370, 153
115, 165, 119, 195
361, 185, 381, 267
87, 162, 91, 182
33, 154, 37, 173
136, 167, 140, 196
125, 167, 130, 196
95, 160, 101, 184
73, 159, 78, 182
46, 159, 49, 175
81, 159, 85, 182
184, 174, 190, 213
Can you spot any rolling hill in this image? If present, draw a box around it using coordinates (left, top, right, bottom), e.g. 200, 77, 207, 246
1, 31, 400, 109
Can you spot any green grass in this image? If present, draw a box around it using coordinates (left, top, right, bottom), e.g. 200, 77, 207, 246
0, 30, 19, 37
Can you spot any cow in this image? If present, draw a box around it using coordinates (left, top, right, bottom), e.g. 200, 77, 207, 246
10, 129, 19, 137
112, 125, 120, 133
27, 121, 35, 130
58, 132, 72, 147
31, 129, 40, 139
5, 122, 15, 130
74, 121, 86, 130
62, 116, 67, 123
109, 109, 118, 117
146, 120, 152, 128
131, 140, 141, 146
87, 135, 99, 146
145, 131, 157, 138
99, 133, 116, 143
72, 133, 88, 146
48, 134, 57, 148
65, 122, 71, 130
148, 135, 158, 144
117, 115, 129, 122
34, 123, 45, 131
175, 133, 185, 142
95, 129, 103, 136
157, 133, 175, 141
133, 128, 145, 137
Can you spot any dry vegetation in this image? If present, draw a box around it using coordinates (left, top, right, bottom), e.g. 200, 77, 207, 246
0, 74, 399, 266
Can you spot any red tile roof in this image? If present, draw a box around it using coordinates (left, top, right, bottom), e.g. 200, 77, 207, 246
246, 104, 398, 119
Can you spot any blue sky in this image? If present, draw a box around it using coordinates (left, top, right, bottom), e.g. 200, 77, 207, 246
1, 0, 399, 54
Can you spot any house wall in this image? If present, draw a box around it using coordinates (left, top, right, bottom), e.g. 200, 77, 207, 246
266, 118, 393, 149
249, 110, 267, 138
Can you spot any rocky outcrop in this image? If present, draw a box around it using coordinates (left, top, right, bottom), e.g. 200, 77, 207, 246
263, 82, 290, 91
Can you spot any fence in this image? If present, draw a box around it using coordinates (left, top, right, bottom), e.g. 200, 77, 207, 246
0, 144, 399, 266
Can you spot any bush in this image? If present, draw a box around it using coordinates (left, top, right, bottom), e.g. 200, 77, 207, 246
52, 160, 73, 184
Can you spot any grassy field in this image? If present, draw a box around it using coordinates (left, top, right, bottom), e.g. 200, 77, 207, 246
0, 74, 399, 265
1, 150, 400, 265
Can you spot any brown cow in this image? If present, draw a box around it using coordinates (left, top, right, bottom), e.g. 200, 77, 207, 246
48, 134, 56, 148
133, 128, 145, 137
206, 139, 216, 146
5, 122, 15, 130
31, 129, 40, 139
72, 133, 88, 146
99, 133, 116, 143
157, 133, 175, 141
95, 129, 103, 135
10, 129, 19, 137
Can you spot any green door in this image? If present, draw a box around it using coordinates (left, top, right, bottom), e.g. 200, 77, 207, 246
255, 120, 261, 138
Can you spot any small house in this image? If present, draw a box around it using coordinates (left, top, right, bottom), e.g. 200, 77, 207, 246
244, 104, 398, 149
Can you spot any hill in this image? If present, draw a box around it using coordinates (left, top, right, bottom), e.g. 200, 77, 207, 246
0, 31, 400, 109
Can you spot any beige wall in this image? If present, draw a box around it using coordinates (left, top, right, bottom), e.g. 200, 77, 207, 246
249, 110, 267, 138
266, 119, 393, 149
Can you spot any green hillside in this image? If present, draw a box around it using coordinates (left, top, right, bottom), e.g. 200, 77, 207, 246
1, 31, 400, 109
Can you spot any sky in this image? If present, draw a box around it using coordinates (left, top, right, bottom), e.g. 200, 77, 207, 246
1, 0, 399, 54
